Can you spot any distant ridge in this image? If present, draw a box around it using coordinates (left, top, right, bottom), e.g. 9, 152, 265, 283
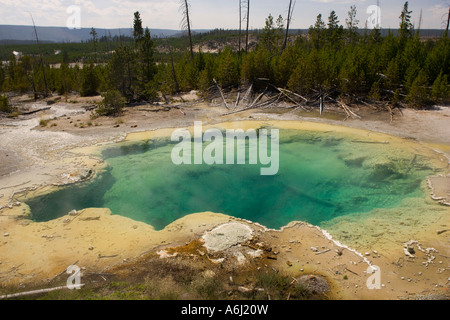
0, 25, 189, 43
0, 25, 444, 44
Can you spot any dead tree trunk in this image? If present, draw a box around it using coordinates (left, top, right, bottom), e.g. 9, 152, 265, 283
181, 0, 194, 59
30, 14, 49, 98
239, 0, 242, 53
245, 0, 250, 53
169, 45, 180, 92
446, 6, 450, 36
283, 0, 294, 51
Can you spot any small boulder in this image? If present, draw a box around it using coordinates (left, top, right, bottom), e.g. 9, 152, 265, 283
296, 275, 330, 295
68, 210, 78, 216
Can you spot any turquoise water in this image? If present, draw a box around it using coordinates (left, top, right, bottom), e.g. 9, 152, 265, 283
27, 129, 435, 230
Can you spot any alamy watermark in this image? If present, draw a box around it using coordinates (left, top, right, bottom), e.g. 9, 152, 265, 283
366, 265, 382, 290
171, 121, 279, 176
66, 264, 83, 290
367, 5, 381, 29
67, 5, 81, 30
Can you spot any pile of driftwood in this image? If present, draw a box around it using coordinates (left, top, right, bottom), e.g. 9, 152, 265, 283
206, 80, 399, 121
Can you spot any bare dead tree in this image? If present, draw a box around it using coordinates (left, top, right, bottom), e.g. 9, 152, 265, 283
180, 0, 194, 59
169, 45, 180, 92
30, 13, 49, 98
446, 6, 450, 35
239, 0, 242, 53
245, 0, 250, 53
283, 0, 295, 50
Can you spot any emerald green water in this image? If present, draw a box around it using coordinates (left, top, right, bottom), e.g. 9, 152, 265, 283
27, 129, 436, 230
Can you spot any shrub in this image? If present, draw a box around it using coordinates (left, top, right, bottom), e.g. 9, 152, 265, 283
39, 119, 50, 127
0, 95, 11, 113
97, 90, 126, 116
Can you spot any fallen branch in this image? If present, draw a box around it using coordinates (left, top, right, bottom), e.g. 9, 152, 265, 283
248, 89, 266, 108
98, 254, 119, 259
233, 92, 240, 111
345, 268, 360, 276
20, 107, 51, 115
0, 285, 84, 300
213, 78, 230, 110
242, 84, 253, 103
315, 249, 331, 255
277, 88, 309, 102
385, 104, 394, 122
337, 101, 361, 120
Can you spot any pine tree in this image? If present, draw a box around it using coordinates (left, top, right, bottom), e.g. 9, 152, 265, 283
406, 69, 429, 108
133, 11, 144, 43
97, 90, 126, 116
431, 71, 449, 103
137, 28, 157, 101
345, 5, 359, 44
90, 27, 98, 55
326, 10, 344, 47
273, 45, 297, 87
399, 2, 413, 41
81, 62, 100, 96
0, 65, 5, 91
309, 14, 326, 49
368, 81, 382, 101
260, 14, 277, 53
0, 95, 10, 113
216, 46, 239, 88
107, 46, 137, 102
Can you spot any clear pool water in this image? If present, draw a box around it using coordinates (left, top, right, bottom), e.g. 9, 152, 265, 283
26, 129, 435, 230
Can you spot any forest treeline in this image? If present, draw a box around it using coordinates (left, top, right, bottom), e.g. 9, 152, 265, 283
0, 2, 449, 115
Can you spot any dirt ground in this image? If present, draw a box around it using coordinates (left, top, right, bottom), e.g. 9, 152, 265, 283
0, 93, 449, 300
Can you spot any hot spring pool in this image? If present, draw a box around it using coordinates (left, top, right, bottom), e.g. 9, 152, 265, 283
25, 125, 441, 231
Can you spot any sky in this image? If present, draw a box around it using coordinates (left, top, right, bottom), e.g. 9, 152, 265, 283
0, 0, 448, 30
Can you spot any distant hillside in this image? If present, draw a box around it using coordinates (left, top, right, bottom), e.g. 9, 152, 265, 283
0, 25, 190, 43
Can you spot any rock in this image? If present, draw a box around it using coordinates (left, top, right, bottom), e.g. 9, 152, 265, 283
286, 260, 293, 267
88, 246, 94, 251
68, 210, 78, 216
238, 286, 253, 293
234, 251, 247, 265
247, 249, 263, 258
202, 222, 253, 252
296, 275, 330, 295
63, 218, 70, 223
3, 233, 9, 237
365, 252, 370, 256
202, 270, 216, 279
310, 246, 319, 252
